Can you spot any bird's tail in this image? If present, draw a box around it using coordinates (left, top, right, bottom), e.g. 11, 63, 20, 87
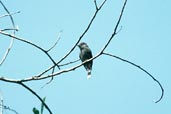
87, 70, 91, 79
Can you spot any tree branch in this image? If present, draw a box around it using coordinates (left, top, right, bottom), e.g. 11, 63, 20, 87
0, 0, 16, 32
0, 11, 20, 18
1, 28, 19, 31
101, 0, 127, 52
94, 0, 98, 10
0, 104, 19, 114
46, 30, 62, 52
0, 38, 14, 66
102, 52, 164, 103
0, 30, 58, 67
58, 59, 80, 67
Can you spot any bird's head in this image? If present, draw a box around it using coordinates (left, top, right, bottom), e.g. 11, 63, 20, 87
77, 42, 88, 49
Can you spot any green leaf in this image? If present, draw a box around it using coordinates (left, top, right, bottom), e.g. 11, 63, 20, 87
33, 107, 39, 114
41, 97, 46, 114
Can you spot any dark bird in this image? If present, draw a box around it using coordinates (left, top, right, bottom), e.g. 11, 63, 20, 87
78, 42, 93, 79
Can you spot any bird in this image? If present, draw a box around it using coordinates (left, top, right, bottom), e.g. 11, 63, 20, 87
78, 42, 93, 79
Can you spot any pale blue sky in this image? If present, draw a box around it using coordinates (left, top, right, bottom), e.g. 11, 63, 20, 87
0, 0, 171, 114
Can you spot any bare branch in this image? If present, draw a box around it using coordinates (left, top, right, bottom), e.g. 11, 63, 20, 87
116, 26, 123, 34
99, 0, 107, 9
46, 30, 62, 52
0, 38, 14, 66
94, 0, 98, 10
0, 11, 20, 18
37, 65, 56, 77
40, 58, 81, 86
101, 0, 127, 52
0, 0, 17, 65
42, 67, 56, 87
0, 30, 58, 67
1, 28, 19, 31
0, 0, 16, 32
1, 104, 19, 114
0, 54, 100, 83
102, 52, 164, 103
98, 0, 164, 103
58, 59, 80, 67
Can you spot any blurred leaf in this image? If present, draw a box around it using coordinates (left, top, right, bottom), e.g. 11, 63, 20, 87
33, 107, 39, 114
41, 97, 46, 114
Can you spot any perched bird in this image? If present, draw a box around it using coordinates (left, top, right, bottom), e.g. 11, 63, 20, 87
78, 42, 93, 79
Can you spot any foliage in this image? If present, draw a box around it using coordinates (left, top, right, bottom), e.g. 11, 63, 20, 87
33, 97, 46, 114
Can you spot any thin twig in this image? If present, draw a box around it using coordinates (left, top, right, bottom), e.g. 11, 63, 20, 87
0, 0, 15, 32
58, 59, 80, 67
102, 52, 164, 103
41, 58, 81, 85
1, 104, 19, 114
42, 67, 56, 87
116, 26, 123, 34
94, 0, 98, 10
1, 28, 19, 31
101, 0, 127, 52
99, 0, 107, 9
0, 0, 16, 65
37, 65, 56, 77
0, 38, 14, 66
0, 11, 20, 18
47, 30, 62, 52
